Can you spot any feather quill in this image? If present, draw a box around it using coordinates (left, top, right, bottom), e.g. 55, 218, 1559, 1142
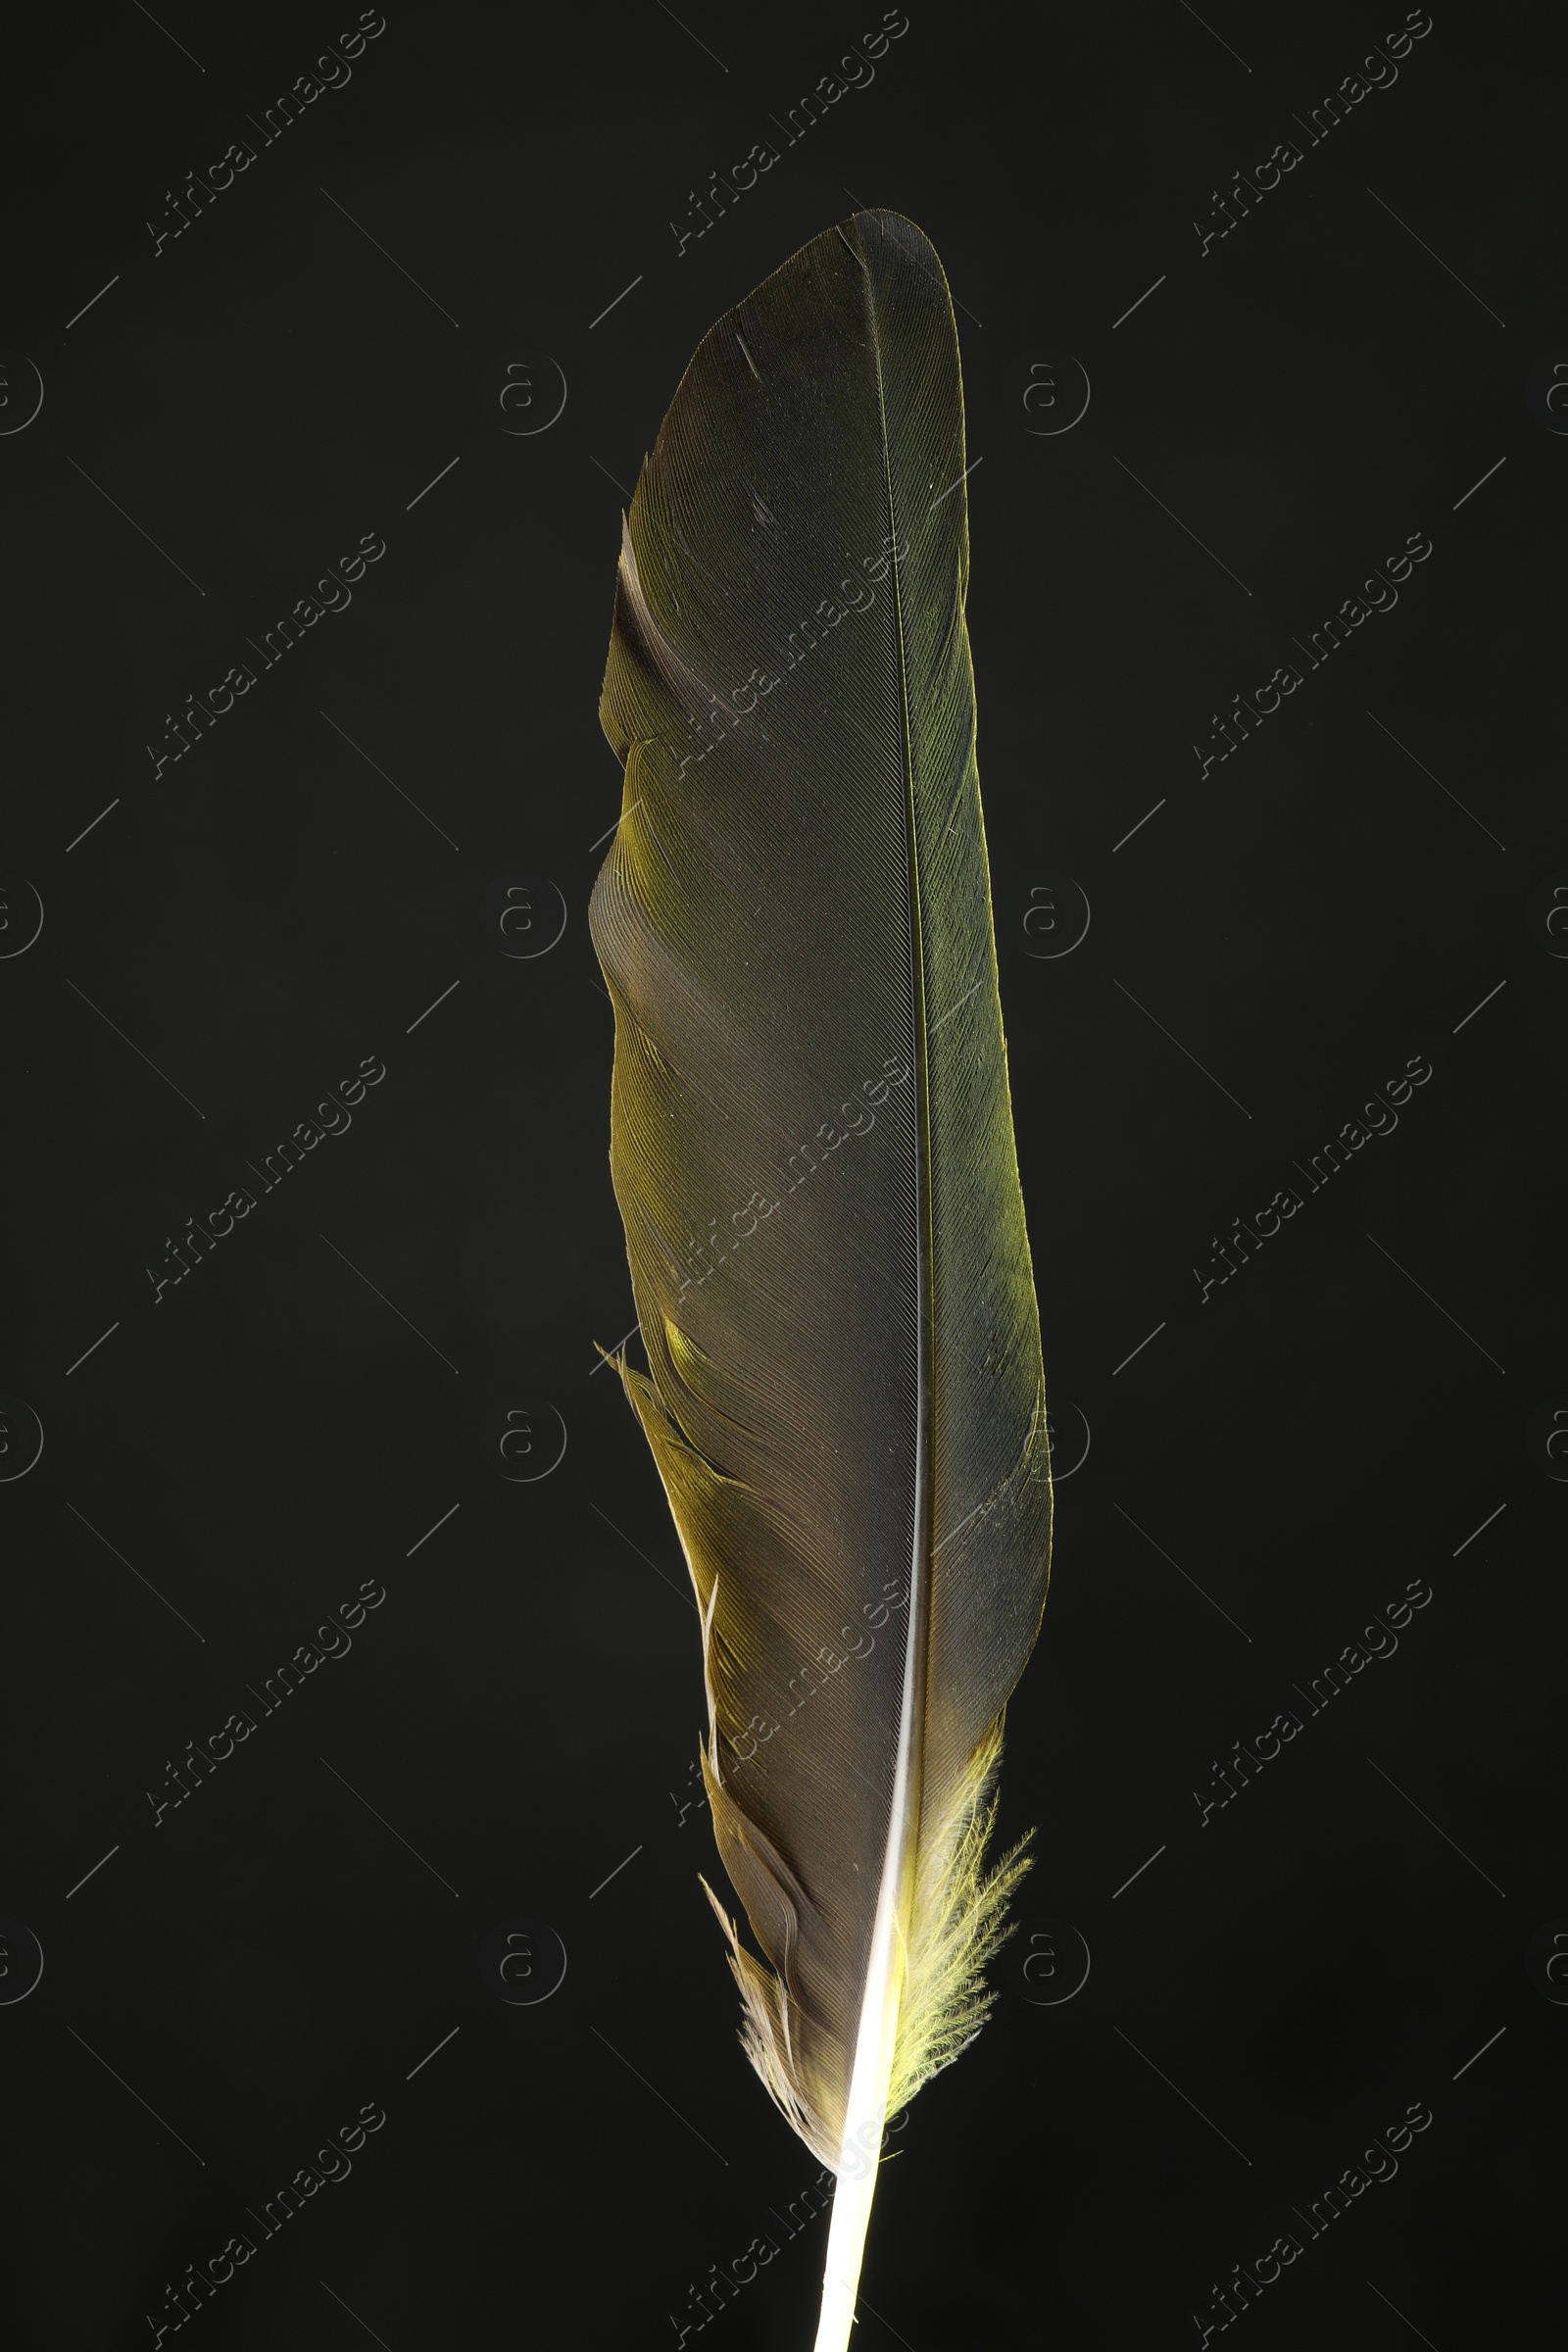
589, 209, 1053, 2350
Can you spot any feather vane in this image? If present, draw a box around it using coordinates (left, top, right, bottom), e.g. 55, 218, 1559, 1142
589, 208, 1053, 2351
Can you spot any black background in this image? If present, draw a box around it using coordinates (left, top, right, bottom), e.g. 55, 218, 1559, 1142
2, 2, 1560, 2346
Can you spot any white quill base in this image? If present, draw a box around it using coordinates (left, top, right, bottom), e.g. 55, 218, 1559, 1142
813, 2164, 878, 2352
810, 1768, 912, 2350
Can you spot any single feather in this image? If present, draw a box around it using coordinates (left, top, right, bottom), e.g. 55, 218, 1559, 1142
589, 208, 1053, 2350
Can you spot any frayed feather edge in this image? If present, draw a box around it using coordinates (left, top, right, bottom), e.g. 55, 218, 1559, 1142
700, 1713, 1031, 2172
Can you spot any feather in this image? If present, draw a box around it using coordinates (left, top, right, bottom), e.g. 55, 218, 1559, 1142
589, 208, 1053, 2350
